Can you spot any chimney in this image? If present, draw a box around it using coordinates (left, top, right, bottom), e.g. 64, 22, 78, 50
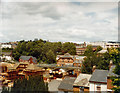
109, 60, 113, 70
84, 42, 86, 47
92, 65, 96, 73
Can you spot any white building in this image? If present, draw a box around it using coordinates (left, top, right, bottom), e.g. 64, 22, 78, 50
0, 52, 13, 61
87, 41, 106, 48
87, 41, 120, 49
1, 43, 12, 48
89, 69, 108, 92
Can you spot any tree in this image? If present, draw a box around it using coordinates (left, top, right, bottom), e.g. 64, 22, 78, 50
2, 75, 49, 93
97, 52, 110, 70
95, 46, 103, 53
81, 45, 108, 74
81, 45, 98, 74
46, 50, 56, 64
111, 63, 120, 93
62, 42, 76, 55
108, 48, 120, 64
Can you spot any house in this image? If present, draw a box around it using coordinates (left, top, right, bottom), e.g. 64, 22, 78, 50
76, 45, 98, 55
75, 42, 87, 55
89, 69, 109, 92
19, 56, 37, 64
58, 76, 76, 92
57, 53, 85, 67
57, 53, 74, 66
24, 64, 44, 76
0, 52, 13, 61
73, 73, 92, 92
7, 62, 29, 80
73, 56, 85, 67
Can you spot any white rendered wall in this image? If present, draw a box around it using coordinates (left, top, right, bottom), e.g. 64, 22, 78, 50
90, 82, 107, 92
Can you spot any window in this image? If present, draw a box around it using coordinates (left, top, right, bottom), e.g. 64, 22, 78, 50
96, 84, 101, 92
97, 86, 101, 91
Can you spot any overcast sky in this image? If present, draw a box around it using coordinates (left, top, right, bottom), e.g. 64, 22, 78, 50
0, 1, 118, 43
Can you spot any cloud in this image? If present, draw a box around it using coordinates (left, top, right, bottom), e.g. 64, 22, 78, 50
0, 2, 118, 43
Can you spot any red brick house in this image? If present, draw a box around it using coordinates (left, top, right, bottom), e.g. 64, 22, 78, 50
19, 56, 37, 64
57, 53, 85, 68
57, 53, 74, 66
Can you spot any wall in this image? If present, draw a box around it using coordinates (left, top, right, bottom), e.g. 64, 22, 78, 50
90, 82, 107, 92
107, 78, 114, 89
57, 58, 74, 66
73, 86, 80, 92
1, 44, 12, 48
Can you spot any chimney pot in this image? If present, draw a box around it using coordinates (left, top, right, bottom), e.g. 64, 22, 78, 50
109, 60, 113, 70
92, 65, 96, 72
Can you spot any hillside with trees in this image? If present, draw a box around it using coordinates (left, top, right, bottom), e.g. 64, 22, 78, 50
12, 39, 76, 64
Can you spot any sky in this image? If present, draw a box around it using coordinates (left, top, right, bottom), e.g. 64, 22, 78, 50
0, 1, 119, 43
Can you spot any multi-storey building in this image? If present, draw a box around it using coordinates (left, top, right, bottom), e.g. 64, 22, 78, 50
87, 41, 120, 49
56, 53, 85, 67
1, 43, 12, 49
75, 42, 98, 55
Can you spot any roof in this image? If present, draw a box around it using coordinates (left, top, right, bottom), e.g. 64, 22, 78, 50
19, 56, 37, 63
60, 53, 73, 59
25, 64, 41, 71
73, 74, 92, 87
98, 49, 108, 54
73, 60, 82, 63
8, 63, 19, 70
0, 62, 14, 68
107, 65, 118, 77
48, 80, 61, 91
89, 69, 108, 83
20, 56, 33, 60
58, 76, 76, 91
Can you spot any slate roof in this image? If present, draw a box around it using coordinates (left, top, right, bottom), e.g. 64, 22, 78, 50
60, 53, 74, 59
8, 63, 19, 70
98, 49, 108, 54
19, 56, 37, 63
48, 80, 61, 91
107, 65, 118, 77
58, 76, 76, 91
73, 74, 92, 87
20, 56, 32, 60
89, 69, 108, 83
25, 64, 41, 71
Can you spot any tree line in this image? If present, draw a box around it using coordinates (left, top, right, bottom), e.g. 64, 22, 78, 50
12, 39, 76, 64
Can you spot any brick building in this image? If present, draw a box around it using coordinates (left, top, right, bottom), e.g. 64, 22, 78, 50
57, 53, 74, 66
19, 56, 37, 64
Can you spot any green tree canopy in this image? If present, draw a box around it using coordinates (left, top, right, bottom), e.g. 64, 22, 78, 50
82, 45, 109, 74
2, 75, 48, 93
62, 42, 76, 55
